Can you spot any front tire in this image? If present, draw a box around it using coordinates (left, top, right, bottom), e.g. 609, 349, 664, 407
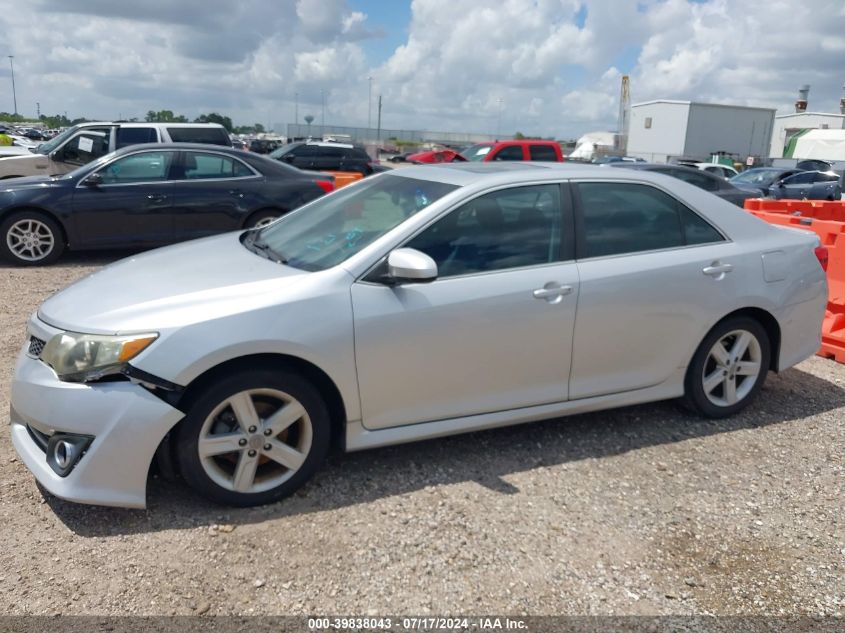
176, 370, 331, 506
682, 317, 771, 418
0, 210, 65, 265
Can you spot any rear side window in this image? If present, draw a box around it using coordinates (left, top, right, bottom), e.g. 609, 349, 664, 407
166, 127, 231, 146
116, 127, 158, 148
577, 182, 722, 258
183, 152, 253, 179
529, 145, 558, 161
491, 146, 524, 161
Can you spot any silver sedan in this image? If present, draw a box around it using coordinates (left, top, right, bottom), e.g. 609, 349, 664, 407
10, 163, 827, 508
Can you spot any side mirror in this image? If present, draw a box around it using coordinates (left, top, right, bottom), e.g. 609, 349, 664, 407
387, 248, 438, 284
83, 172, 103, 187
775, 180, 785, 187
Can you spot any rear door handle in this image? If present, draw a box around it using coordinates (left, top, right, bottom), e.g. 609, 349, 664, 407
702, 262, 733, 278
533, 284, 573, 303
147, 193, 167, 202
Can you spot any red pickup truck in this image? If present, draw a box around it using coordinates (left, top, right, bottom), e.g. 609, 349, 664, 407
461, 140, 564, 162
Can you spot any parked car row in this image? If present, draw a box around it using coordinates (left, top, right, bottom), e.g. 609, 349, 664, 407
0, 144, 334, 265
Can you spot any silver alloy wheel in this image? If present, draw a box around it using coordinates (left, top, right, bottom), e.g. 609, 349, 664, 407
253, 216, 279, 228
197, 388, 312, 494
701, 329, 762, 407
6, 218, 55, 262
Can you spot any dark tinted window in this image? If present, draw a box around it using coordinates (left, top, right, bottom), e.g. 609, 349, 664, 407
669, 168, 720, 191
492, 146, 524, 161
116, 127, 157, 148
529, 145, 558, 161
166, 126, 231, 146
406, 185, 562, 277
578, 183, 685, 257
291, 145, 320, 157
783, 172, 814, 185
320, 147, 346, 158
350, 148, 370, 160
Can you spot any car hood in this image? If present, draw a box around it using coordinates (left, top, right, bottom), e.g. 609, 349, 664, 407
0, 153, 49, 177
0, 175, 60, 191
38, 232, 320, 334
731, 182, 764, 196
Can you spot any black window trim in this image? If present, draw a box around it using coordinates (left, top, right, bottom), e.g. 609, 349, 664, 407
570, 179, 729, 262
76, 148, 180, 188
170, 149, 263, 183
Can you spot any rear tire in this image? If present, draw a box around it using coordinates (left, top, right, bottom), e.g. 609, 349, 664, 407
0, 210, 65, 266
244, 209, 285, 229
682, 317, 770, 418
176, 369, 330, 506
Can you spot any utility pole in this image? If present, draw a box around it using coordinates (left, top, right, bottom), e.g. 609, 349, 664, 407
367, 76, 373, 131
36, 102, 40, 118
294, 92, 298, 132
8, 56, 17, 115
496, 97, 503, 138
376, 95, 382, 142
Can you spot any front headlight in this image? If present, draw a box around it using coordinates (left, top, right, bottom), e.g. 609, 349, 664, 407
40, 331, 158, 382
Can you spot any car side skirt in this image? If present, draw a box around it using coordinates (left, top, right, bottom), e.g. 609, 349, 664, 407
345, 367, 686, 452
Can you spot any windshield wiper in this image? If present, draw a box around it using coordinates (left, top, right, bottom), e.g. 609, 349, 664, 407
247, 233, 288, 264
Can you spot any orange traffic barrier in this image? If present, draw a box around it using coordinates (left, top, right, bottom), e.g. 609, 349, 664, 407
320, 170, 364, 189
744, 198, 845, 363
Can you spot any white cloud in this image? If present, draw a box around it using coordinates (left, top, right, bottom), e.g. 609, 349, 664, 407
0, 0, 844, 139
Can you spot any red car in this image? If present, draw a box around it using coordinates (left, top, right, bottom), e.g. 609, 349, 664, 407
462, 140, 564, 162
406, 148, 467, 164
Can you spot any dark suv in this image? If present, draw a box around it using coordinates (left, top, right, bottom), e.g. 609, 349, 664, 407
270, 141, 376, 175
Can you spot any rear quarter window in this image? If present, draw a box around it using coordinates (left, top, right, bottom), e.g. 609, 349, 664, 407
116, 127, 158, 148
166, 127, 232, 146
529, 145, 559, 161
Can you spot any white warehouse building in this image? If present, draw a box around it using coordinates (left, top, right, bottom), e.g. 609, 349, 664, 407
769, 112, 845, 158
627, 100, 776, 164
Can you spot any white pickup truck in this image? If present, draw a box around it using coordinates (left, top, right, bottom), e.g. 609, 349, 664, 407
0, 122, 231, 179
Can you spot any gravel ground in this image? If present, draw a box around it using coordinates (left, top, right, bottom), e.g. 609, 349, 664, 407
0, 252, 843, 617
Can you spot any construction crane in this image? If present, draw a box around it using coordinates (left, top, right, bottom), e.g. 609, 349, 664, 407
617, 75, 630, 155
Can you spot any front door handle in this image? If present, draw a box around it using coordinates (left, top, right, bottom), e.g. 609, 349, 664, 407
533, 284, 573, 303
147, 193, 167, 202
702, 261, 733, 278
228, 189, 243, 197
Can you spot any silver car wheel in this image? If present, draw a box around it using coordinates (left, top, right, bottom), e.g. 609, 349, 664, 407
252, 216, 279, 228
701, 329, 762, 407
6, 218, 55, 262
197, 388, 313, 494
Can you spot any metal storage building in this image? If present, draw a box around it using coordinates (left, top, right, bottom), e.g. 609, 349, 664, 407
627, 100, 775, 164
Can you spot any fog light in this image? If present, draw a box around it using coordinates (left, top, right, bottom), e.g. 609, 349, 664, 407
46, 434, 93, 477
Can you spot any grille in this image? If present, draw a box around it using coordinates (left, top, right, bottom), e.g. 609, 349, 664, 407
28, 335, 46, 358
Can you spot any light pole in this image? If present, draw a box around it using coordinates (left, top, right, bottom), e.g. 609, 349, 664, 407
367, 76, 373, 131
8, 56, 17, 115
496, 98, 503, 139
321, 89, 326, 136
294, 92, 298, 133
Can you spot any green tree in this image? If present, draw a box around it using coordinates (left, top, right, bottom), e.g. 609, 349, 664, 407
194, 112, 233, 132
145, 109, 188, 123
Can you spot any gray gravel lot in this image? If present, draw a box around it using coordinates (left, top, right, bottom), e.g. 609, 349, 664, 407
0, 252, 843, 617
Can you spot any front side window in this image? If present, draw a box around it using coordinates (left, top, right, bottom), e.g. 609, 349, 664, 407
252, 175, 458, 271
406, 185, 562, 277
183, 153, 252, 179
97, 151, 174, 184
577, 182, 722, 258
59, 132, 110, 165
783, 172, 814, 185
461, 144, 493, 161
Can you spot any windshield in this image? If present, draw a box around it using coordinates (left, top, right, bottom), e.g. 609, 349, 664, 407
34, 125, 81, 155
248, 174, 459, 271
461, 144, 493, 161
730, 169, 780, 186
